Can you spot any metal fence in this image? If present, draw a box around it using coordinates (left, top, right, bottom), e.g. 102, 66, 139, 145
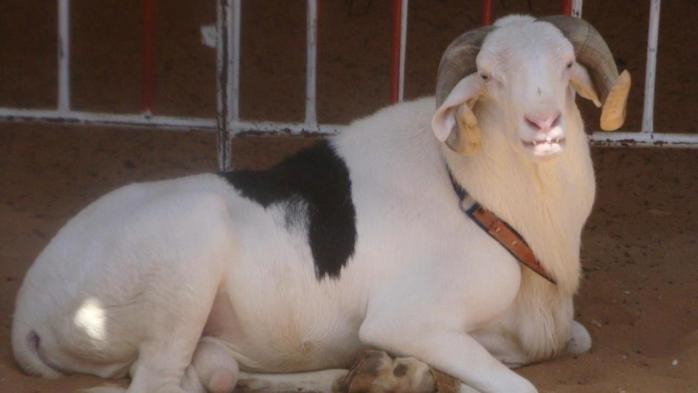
0, 0, 694, 171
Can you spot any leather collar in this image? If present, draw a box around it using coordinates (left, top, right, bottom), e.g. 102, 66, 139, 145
448, 170, 556, 285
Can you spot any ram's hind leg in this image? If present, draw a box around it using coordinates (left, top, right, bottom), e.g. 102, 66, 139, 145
181, 337, 240, 393
103, 193, 234, 393
117, 289, 222, 393
121, 284, 225, 393
82, 331, 236, 393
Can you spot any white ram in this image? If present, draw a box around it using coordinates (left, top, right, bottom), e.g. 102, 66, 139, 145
12, 15, 630, 393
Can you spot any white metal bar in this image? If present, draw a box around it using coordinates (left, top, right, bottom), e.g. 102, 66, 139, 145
0, 108, 215, 129
571, 0, 583, 18
57, 0, 71, 112
642, 0, 661, 133
230, 120, 343, 134
2, 107, 697, 148
0, 107, 346, 133
590, 131, 698, 147
305, 0, 318, 127
398, 0, 408, 101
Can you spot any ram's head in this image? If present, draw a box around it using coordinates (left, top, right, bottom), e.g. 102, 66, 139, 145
432, 15, 631, 159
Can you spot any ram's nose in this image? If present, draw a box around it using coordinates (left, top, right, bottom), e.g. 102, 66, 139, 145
524, 111, 561, 133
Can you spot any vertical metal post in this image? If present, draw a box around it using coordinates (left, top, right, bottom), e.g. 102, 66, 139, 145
561, 0, 571, 16
571, 0, 583, 17
57, 0, 71, 113
230, 0, 241, 123
563, 0, 583, 17
481, 0, 493, 25
389, 0, 408, 103
642, 0, 661, 134
398, 0, 408, 102
305, 0, 318, 127
389, 0, 401, 103
216, 0, 240, 171
141, 0, 156, 114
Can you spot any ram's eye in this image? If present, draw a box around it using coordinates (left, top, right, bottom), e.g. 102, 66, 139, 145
566, 61, 574, 69
480, 73, 491, 81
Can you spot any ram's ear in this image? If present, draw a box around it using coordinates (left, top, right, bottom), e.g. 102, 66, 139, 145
570, 63, 631, 131
431, 73, 483, 155
570, 62, 602, 107
600, 69, 631, 131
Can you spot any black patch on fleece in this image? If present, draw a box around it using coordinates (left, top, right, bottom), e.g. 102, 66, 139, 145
220, 140, 357, 280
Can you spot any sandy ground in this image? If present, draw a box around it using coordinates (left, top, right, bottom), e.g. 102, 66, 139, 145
0, 124, 697, 393
1, 0, 697, 392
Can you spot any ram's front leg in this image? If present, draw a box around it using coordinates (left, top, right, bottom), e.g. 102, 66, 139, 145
359, 324, 536, 393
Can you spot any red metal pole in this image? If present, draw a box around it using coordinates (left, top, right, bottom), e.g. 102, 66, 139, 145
389, 0, 401, 104
142, 0, 155, 114
561, 0, 572, 16
481, 0, 492, 26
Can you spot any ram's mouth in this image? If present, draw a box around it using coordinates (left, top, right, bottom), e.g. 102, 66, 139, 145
521, 137, 566, 156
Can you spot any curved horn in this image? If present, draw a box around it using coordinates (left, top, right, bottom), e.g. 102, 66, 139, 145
435, 26, 494, 108
434, 26, 493, 153
540, 15, 631, 131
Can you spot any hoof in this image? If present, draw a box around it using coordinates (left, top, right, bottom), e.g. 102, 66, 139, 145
334, 350, 459, 393
566, 320, 592, 354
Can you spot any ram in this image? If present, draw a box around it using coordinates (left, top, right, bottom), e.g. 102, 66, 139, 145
11, 15, 629, 393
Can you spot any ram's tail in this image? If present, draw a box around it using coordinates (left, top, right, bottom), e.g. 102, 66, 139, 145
11, 311, 62, 378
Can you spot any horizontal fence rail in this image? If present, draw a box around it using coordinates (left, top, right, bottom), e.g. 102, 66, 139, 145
0, 0, 695, 171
